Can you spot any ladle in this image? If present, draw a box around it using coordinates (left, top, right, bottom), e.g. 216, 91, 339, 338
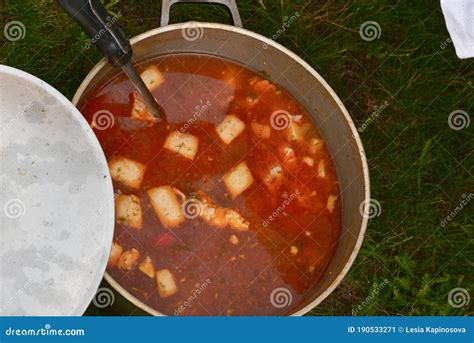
58, 0, 162, 119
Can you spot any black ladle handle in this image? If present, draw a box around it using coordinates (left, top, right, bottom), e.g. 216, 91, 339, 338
58, 0, 132, 67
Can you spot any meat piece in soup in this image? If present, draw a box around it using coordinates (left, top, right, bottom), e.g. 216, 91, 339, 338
81, 54, 341, 316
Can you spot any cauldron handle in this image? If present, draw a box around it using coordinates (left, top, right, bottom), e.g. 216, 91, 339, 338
160, 0, 243, 28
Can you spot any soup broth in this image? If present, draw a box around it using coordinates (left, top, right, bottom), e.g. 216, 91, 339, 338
81, 54, 341, 315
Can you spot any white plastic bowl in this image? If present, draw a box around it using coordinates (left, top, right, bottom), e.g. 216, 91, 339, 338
0, 65, 114, 315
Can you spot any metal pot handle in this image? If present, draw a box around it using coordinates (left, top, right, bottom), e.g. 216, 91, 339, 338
160, 0, 243, 28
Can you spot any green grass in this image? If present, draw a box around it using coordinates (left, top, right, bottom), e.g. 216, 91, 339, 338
1, 0, 472, 316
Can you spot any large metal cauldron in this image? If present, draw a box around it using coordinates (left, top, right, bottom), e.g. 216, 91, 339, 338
73, 0, 370, 316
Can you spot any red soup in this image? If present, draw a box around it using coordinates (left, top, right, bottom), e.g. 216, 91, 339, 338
81, 54, 341, 315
